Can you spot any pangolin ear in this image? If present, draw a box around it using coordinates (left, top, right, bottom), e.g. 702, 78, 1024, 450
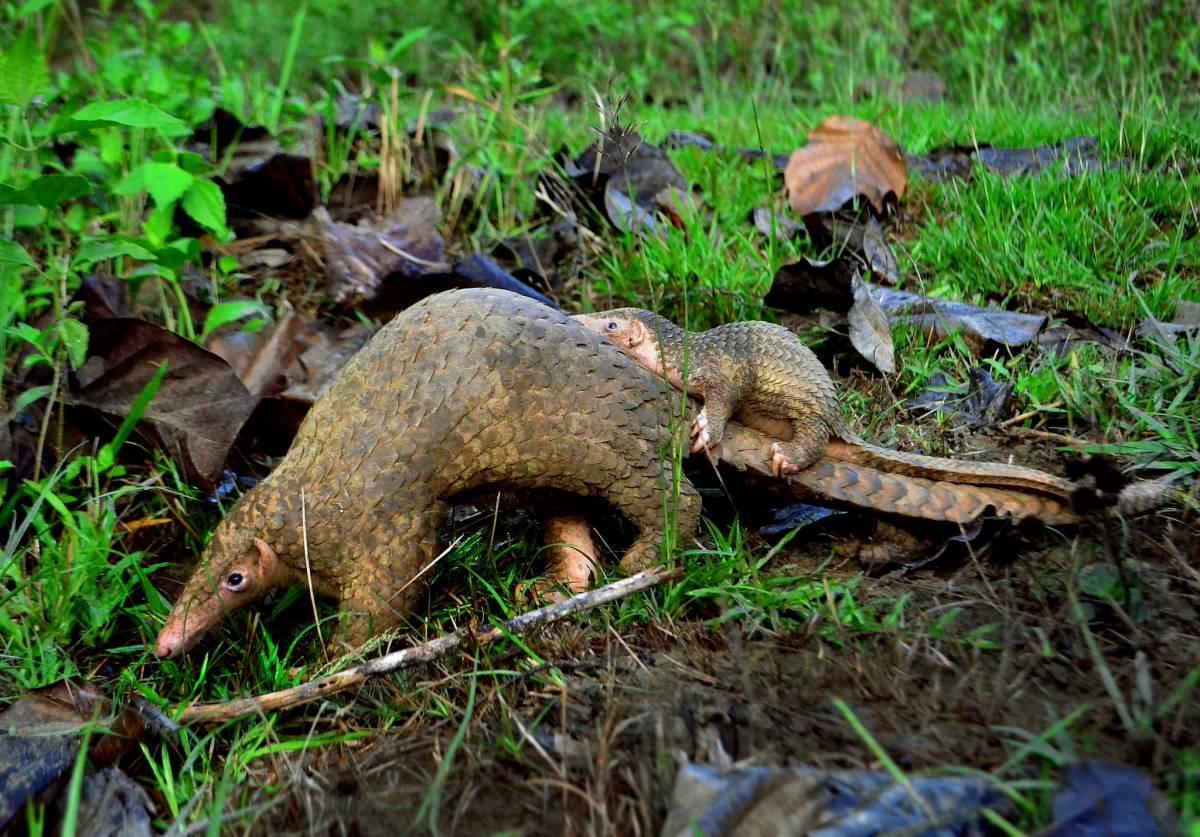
253, 537, 279, 570
628, 320, 650, 348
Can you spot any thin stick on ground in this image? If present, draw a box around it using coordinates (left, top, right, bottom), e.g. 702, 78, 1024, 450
177, 567, 683, 725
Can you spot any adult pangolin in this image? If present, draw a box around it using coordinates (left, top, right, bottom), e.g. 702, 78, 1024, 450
155, 289, 701, 658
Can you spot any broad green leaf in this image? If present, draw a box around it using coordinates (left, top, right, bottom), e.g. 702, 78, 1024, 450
15, 0, 58, 17
176, 151, 209, 175
142, 204, 175, 247
58, 319, 90, 370
0, 241, 36, 269
70, 98, 189, 136
25, 174, 92, 207
114, 161, 193, 207
73, 239, 157, 267
0, 28, 50, 108
15, 385, 52, 412
201, 301, 267, 342
181, 179, 228, 236
0, 175, 92, 208
10, 204, 47, 229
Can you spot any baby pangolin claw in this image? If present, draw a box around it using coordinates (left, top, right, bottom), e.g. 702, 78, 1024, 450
690, 411, 712, 454
771, 442, 800, 477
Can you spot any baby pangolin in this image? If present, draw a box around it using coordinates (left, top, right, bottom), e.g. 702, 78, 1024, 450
573, 308, 1078, 501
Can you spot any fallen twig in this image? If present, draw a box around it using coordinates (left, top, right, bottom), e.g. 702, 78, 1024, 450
178, 567, 682, 725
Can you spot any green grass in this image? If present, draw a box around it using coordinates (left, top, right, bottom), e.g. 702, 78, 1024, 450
2, 0, 1199, 831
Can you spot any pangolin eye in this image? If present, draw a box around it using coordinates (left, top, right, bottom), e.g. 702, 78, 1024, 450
226, 572, 245, 590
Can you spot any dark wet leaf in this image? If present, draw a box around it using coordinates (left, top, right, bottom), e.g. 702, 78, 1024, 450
903, 368, 1013, 428
867, 285, 1047, 353
664, 130, 791, 171
848, 271, 895, 373
325, 170, 381, 221
51, 768, 153, 837
190, 109, 313, 227
1175, 300, 1200, 325
572, 123, 688, 233
67, 319, 257, 488
900, 70, 946, 102
785, 116, 907, 215
905, 146, 976, 181
330, 94, 382, 134
763, 258, 894, 371
0, 409, 46, 489
445, 255, 557, 309
795, 210, 900, 285
220, 152, 315, 221
1136, 300, 1200, 346
575, 125, 687, 202
1038, 311, 1129, 353
0, 719, 77, 831
76, 276, 127, 322
0, 681, 174, 832
861, 215, 900, 284
910, 136, 1119, 183
756, 502, 846, 536
664, 130, 717, 152
976, 136, 1114, 177
491, 215, 582, 291
357, 254, 556, 321
316, 200, 446, 304
1048, 761, 1178, 837
765, 256, 856, 312
662, 762, 1005, 837
604, 181, 661, 236
190, 107, 273, 155
751, 207, 803, 241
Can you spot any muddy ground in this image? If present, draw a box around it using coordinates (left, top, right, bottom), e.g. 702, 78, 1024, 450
243, 502, 1200, 835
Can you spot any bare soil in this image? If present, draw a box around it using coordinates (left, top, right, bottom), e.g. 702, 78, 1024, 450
244, 511, 1200, 836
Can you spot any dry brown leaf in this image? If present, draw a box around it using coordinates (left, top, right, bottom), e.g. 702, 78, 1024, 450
848, 271, 895, 373
68, 319, 258, 489
861, 215, 900, 284
785, 116, 907, 215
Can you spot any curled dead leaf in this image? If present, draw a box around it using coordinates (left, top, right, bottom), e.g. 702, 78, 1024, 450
67, 319, 257, 489
785, 116, 907, 215
848, 271, 895, 373
861, 216, 900, 284
316, 200, 447, 304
